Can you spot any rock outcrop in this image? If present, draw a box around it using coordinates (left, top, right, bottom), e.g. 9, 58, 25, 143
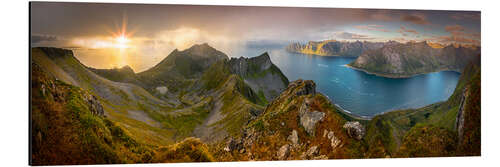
300, 146, 319, 159
287, 130, 299, 146
343, 121, 365, 140
455, 87, 468, 143
82, 93, 105, 116
289, 79, 316, 96
277, 144, 291, 160
323, 130, 342, 150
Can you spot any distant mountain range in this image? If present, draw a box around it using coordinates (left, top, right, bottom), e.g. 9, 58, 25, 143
31, 43, 480, 164
286, 40, 385, 57
349, 41, 481, 78
287, 40, 480, 78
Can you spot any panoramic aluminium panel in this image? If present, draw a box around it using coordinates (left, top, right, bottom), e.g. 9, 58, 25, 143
30, 2, 480, 165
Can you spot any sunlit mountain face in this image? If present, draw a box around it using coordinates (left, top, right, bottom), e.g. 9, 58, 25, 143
31, 2, 480, 72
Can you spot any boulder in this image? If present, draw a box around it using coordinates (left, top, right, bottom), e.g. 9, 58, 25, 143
327, 131, 341, 149
277, 144, 290, 160
287, 130, 299, 146
300, 145, 319, 159
300, 110, 325, 136
343, 121, 365, 140
298, 98, 325, 136
224, 138, 243, 152
313, 155, 328, 160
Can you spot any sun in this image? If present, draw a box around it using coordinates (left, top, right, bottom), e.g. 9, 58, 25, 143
116, 35, 129, 44
114, 35, 130, 49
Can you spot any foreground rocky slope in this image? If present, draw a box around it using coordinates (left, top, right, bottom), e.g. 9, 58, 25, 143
286, 40, 384, 57
31, 44, 291, 164
211, 60, 480, 160
31, 44, 480, 164
349, 41, 480, 78
211, 79, 368, 161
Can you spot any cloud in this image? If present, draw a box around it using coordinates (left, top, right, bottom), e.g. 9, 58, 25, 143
31, 34, 59, 43
400, 14, 430, 25
398, 26, 419, 36
432, 24, 481, 46
450, 13, 480, 20
355, 25, 390, 32
334, 32, 374, 40
445, 25, 465, 32
437, 35, 480, 45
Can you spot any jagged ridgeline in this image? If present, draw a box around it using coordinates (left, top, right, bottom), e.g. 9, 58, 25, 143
286, 40, 385, 57
31, 43, 480, 164
348, 41, 480, 78
30, 44, 289, 164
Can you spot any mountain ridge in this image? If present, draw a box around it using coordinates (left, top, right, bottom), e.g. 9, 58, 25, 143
349, 41, 480, 78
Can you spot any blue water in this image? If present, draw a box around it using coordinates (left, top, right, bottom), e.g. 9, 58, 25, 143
233, 46, 460, 117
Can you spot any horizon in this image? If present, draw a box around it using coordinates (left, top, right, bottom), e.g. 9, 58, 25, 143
31, 2, 481, 71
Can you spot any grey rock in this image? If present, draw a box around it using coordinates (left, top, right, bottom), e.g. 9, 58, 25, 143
83, 93, 104, 116
301, 145, 319, 159
224, 138, 243, 152
291, 79, 316, 96
298, 97, 325, 136
343, 121, 365, 140
313, 155, 328, 160
287, 130, 299, 146
456, 87, 468, 144
277, 144, 290, 160
327, 131, 341, 149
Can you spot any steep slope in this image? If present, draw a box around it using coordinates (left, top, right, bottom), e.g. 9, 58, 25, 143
31, 62, 155, 165
349, 41, 480, 78
32, 47, 183, 145
212, 79, 368, 161
88, 65, 140, 85
228, 52, 289, 102
191, 52, 289, 142
286, 40, 384, 57
362, 59, 481, 157
136, 43, 229, 94
31, 62, 218, 165
34, 45, 290, 146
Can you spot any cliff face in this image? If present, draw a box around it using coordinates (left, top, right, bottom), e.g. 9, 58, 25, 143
286, 40, 384, 57
228, 52, 289, 102
349, 41, 480, 77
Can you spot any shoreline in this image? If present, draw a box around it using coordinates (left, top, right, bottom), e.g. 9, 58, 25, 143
322, 94, 372, 121
286, 50, 358, 58
344, 64, 461, 79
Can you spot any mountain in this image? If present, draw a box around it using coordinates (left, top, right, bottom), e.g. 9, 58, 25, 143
286, 40, 385, 57
212, 79, 368, 161
31, 44, 291, 164
348, 41, 480, 78
136, 43, 229, 91
31, 43, 480, 164
362, 59, 480, 157
212, 59, 480, 160
228, 52, 289, 102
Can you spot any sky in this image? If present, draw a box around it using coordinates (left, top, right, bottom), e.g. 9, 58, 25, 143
31, 2, 481, 72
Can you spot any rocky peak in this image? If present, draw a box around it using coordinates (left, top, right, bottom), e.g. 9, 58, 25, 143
228, 52, 273, 76
119, 65, 135, 74
39, 47, 73, 59
288, 79, 316, 96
